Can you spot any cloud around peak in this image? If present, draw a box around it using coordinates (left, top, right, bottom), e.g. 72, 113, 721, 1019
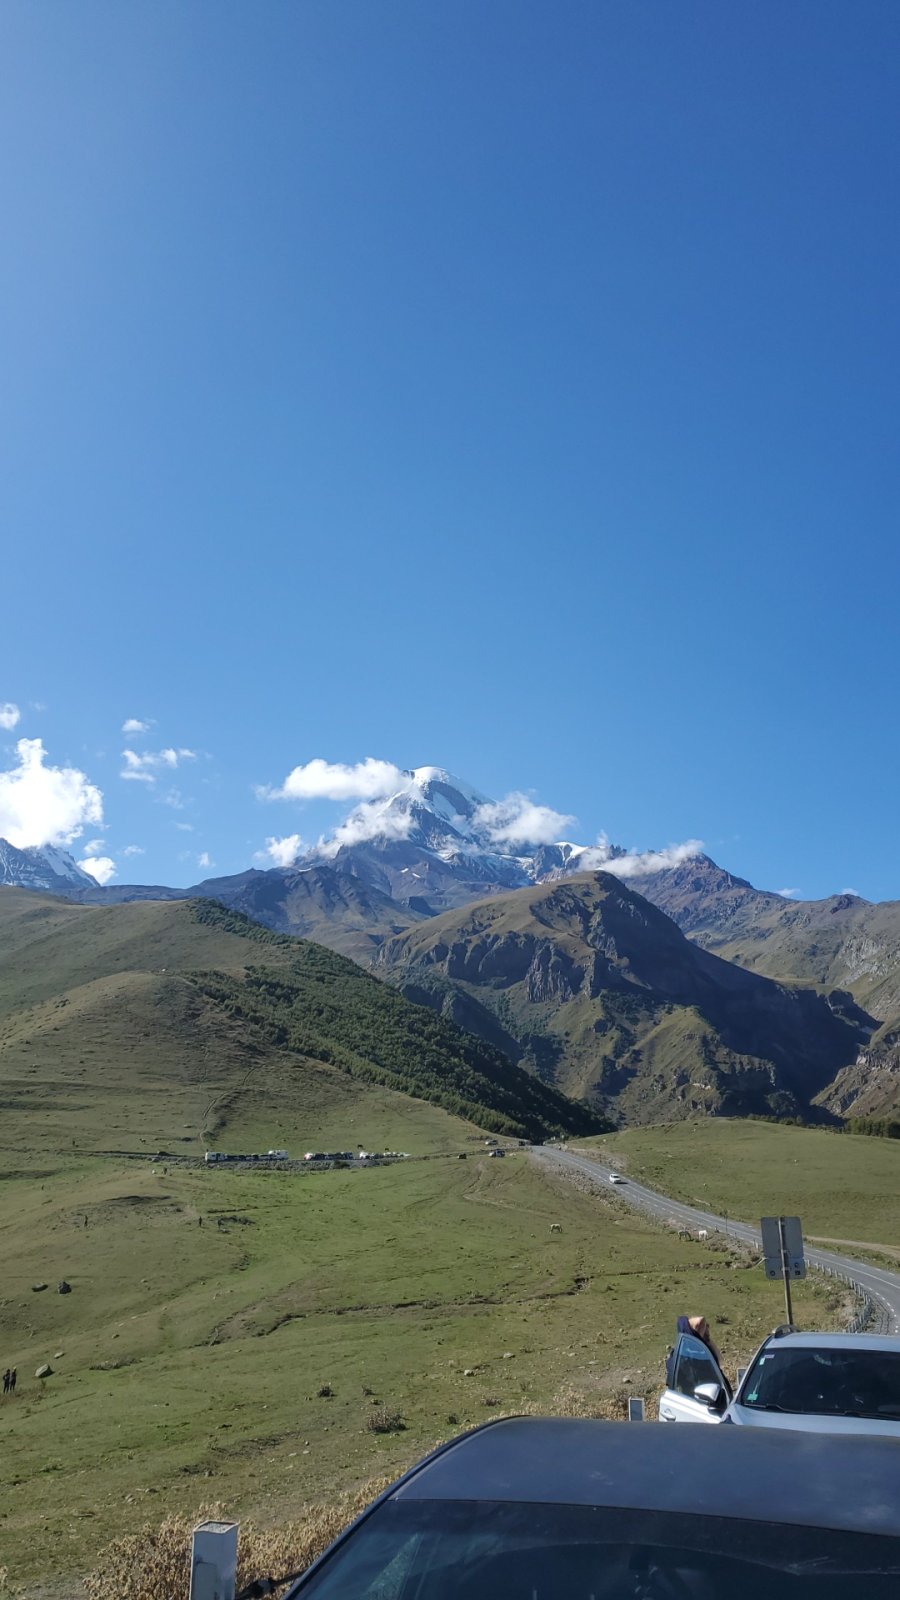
0, 737, 103, 849
473, 792, 576, 847
260, 757, 405, 803
256, 833, 305, 868
599, 839, 704, 878
78, 854, 117, 885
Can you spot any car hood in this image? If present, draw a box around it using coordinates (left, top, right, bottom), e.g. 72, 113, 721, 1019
728, 1405, 900, 1436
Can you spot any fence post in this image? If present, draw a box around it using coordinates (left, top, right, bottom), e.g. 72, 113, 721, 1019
190, 1521, 239, 1600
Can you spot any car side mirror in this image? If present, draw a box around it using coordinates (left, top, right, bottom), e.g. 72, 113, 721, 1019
694, 1381, 726, 1412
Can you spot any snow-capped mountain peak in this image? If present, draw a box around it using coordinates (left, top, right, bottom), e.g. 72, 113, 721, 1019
0, 838, 96, 892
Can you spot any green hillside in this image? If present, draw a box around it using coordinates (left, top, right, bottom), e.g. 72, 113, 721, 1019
583, 1119, 900, 1256
378, 873, 871, 1124
0, 889, 600, 1150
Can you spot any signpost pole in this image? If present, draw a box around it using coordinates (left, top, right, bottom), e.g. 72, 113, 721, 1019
778, 1215, 794, 1327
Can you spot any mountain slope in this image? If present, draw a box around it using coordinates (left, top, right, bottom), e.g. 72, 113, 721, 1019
0, 888, 602, 1149
185, 863, 422, 960
633, 857, 900, 1024
377, 873, 873, 1125
0, 838, 96, 893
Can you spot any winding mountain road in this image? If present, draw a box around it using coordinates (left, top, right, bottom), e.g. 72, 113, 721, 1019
533, 1146, 900, 1335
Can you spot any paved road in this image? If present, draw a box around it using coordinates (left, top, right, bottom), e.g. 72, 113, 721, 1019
533, 1146, 900, 1335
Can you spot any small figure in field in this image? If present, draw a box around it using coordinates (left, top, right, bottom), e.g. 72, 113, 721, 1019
2, 1369, 9, 1394
10, 1369, 16, 1393
198, 1216, 203, 1227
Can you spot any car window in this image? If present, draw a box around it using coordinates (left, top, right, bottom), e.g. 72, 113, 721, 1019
672, 1333, 723, 1399
741, 1347, 900, 1418
292, 1498, 900, 1598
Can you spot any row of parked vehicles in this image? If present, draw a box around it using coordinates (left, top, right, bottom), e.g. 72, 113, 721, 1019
302, 1150, 410, 1163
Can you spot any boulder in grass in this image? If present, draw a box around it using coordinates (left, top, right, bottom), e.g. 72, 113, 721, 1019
35, 1364, 53, 1378
32, 1282, 48, 1292
57, 1280, 72, 1294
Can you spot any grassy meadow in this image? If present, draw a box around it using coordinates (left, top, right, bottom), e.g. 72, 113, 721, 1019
0, 1141, 841, 1592
579, 1120, 900, 1254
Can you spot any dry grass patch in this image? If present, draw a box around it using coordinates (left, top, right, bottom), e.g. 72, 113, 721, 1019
84, 1478, 393, 1600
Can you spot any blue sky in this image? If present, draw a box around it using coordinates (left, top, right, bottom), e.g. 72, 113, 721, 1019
2, 2, 899, 898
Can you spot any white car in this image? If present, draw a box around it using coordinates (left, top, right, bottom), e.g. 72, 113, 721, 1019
659, 1328, 900, 1436
608, 1173, 625, 1184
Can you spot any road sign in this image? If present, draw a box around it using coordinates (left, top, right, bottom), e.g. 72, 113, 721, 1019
761, 1216, 806, 1279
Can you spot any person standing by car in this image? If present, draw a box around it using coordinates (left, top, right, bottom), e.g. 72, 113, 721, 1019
688, 1315, 723, 1366
667, 1316, 722, 1387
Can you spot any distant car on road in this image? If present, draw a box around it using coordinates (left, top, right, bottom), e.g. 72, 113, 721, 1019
489, 1148, 505, 1158
608, 1173, 625, 1184
285, 1417, 900, 1597
660, 1328, 900, 1436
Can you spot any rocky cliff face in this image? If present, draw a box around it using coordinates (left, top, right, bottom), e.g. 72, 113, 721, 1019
378, 873, 874, 1125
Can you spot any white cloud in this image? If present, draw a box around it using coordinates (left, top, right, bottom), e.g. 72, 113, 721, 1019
78, 854, 117, 885
121, 747, 196, 783
256, 833, 305, 868
121, 717, 151, 735
197, 852, 213, 871
474, 792, 576, 848
260, 757, 405, 803
0, 737, 103, 849
82, 837, 107, 857
318, 797, 414, 857
841, 887, 861, 898
0, 703, 21, 730
579, 837, 704, 878
775, 887, 801, 899
174, 821, 194, 832
122, 844, 145, 857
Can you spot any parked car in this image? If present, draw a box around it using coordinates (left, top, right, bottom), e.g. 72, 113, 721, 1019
285, 1417, 900, 1597
659, 1327, 900, 1435
489, 1148, 505, 1158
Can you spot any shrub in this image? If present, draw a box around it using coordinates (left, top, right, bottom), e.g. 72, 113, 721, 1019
366, 1407, 405, 1434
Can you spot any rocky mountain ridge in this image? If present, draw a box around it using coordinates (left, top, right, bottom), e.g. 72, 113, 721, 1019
376, 872, 874, 1125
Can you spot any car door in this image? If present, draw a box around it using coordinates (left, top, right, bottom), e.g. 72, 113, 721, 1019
659, 1332, 730, 1423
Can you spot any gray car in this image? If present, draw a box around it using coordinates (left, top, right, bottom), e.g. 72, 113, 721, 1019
659, 1327, 900, 1435
284, 1417, 900, 1597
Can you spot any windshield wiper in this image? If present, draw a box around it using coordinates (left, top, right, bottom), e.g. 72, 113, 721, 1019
745, 1402, 800, 1413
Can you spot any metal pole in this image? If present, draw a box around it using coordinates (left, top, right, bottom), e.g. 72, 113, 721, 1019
778, 1215, 794, 1327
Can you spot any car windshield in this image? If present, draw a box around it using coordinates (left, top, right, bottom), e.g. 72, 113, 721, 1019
293, 1499, 900, 1598
740, 1347, 900, 1419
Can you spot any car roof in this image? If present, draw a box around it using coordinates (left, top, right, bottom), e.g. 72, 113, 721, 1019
390, 1418, 900, 1537
760, 1332, 900, 1352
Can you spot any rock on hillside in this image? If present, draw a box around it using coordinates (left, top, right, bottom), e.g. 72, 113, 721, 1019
377, 873, 874, 1125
